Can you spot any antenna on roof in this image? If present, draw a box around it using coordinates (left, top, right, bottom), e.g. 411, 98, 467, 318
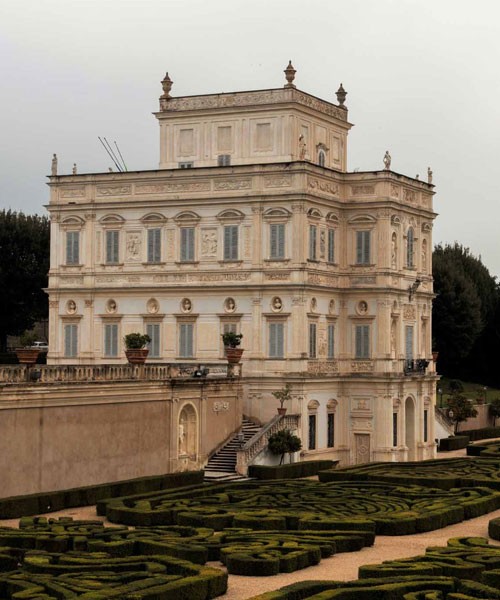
98, 137, 122, 172
114, 141, 128, 172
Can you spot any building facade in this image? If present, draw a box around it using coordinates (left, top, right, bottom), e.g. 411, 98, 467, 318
46, 65, 438, 466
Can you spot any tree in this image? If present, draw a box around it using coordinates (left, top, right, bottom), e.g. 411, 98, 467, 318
268, 429, 302, 465
446, 394, 478, 435
0, 210, 50, 351
432, 243, 499, 379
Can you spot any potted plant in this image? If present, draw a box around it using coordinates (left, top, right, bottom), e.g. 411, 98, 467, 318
124, 332, 151, 364
15, 332, 39, 365
273, 383, 292, 416
221, 331, 244, 364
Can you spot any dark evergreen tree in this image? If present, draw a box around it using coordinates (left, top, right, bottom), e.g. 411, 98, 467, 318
0, 210, 50, 350
432, 243, 499, 381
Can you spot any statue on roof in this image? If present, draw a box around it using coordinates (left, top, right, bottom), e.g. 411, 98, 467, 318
51, 154, 58, 176
383, 150, 391, 170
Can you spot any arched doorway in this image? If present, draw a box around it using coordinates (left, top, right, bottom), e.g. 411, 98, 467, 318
178, 404, 198, 459
405, 396, 416, 460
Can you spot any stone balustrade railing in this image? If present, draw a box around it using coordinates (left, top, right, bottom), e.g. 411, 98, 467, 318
0, 362, 240, 385
236, 413, 300, 475
305, 357, 437, 376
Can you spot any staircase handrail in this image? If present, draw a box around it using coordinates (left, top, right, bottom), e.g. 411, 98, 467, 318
236, 413, 300, 475
435, 405, 455, 434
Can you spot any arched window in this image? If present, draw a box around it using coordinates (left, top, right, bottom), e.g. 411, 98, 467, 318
406, 227, 415, 267
318, 149, 326, 167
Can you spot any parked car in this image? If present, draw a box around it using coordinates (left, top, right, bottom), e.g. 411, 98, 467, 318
31, 342, 48, 352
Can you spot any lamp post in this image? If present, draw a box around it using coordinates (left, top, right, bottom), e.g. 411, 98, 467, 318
438, 387, 443, 407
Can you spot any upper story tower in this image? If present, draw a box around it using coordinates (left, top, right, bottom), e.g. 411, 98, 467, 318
155, 62, 352, 171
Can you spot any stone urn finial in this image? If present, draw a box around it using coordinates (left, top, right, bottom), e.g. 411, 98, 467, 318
284, 61, 296, 88
336, 83, 347, 107
161, 72, 173, 98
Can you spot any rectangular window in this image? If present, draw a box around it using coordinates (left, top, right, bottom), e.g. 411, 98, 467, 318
309, 225, 317, 260
66, 231, 80, 265
328, 229, 335, 263
179, 323, 194, 358
327, 413, 335, 447
269, 322, 284, 358
104, 323, 118, 357
308, 414, 317, 450
309, 323, 317, 359
405, 325, 414, 360
355, 324, 370, 359
147, 228, 162, 263
217, 154, 231, 166
64, 324, 78, 357
224, 225, 238, 260
180, 227, 195, 261
105, 230, 119, 264
147, 323, 160, 358
270, 223, 285, 259
393, 412, 398, 447
356, 230, 371, 265
424, 409, 428, 443
327, 324, 335, 359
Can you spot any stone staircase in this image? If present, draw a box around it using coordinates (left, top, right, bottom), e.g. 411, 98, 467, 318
204, 418, 261, 481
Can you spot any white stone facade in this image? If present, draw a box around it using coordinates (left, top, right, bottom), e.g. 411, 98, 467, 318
46, 68, 438, 465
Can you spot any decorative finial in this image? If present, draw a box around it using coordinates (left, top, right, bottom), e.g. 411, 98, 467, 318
336, 83, 347, 107
72, 163, 77, 175
284, 61, 296, 88
51, 153, 58, 176
427, 167, 433, 184
415, 174, 419, 180
383, 150, 391, 170
161, 72, 173, 98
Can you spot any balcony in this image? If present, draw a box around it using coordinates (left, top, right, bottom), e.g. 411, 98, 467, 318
403, 359, 430, 376
0, 362, 240, 385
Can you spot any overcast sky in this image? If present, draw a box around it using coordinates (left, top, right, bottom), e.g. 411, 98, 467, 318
2, 0, 499, 275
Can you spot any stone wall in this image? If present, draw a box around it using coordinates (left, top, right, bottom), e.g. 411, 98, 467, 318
0, 377, 242, 498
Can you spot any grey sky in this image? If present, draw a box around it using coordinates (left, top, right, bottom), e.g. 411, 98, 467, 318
2, 0, 499, 275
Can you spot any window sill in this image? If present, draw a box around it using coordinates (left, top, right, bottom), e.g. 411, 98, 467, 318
142, 261, 166, 266
218, 260, 243, 265
307, 259, 320, 263
100, 263, 124, 267
264, 258, 290, 263
175, 261, 199, 265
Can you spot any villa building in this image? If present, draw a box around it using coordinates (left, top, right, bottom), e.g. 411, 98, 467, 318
46, 63, 438, 466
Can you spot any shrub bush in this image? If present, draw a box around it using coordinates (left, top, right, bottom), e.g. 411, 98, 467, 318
248, 460, 337, 480
0, 471, 204, 519
438, 435, 470, 451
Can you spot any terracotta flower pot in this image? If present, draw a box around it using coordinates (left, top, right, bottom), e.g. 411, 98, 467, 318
432, 351, 439, 362
277, 407, 287, 416
15, 349, 39, 365
225, 347, 244, 364
125, 349, 149, 364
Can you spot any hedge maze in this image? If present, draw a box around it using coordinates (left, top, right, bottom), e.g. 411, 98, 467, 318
4, 456, 500, 597
318, 456, 500, 490
99, 478, 500, 535
249, 536, 500, 599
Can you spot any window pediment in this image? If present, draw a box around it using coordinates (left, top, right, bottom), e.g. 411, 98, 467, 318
263, 207, 291, 220
216, 209, 245, 223
61, 216, 85, 230
141, 212, 167, 225
174, 211, 201, 225
307, 208, 323, 220
326, 212, 339, 224
348, 214, 376, 225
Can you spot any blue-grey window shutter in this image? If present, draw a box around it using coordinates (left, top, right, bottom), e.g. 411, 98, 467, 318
328, 324, 335, 358
181, 228, 194, 261
405, 325, 414, 360
65, 324, 77, 357
309, 323, 316, 358
328, 229, 335, 262
147, 323, 160, 357
224, 225, 238, 260
309, 225, 317, 260
67, 231, 79, 264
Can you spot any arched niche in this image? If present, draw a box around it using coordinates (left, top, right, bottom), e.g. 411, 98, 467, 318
178, 403, 198, 458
